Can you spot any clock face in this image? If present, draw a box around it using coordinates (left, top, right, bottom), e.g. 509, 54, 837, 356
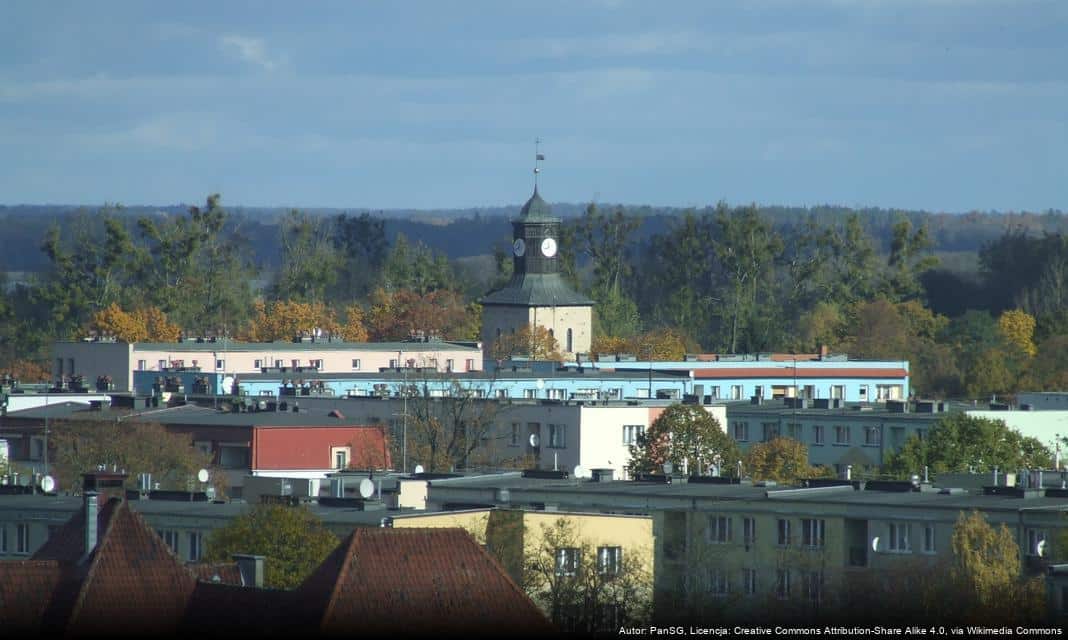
541, 237, 557, 258
512, 238, 526, 257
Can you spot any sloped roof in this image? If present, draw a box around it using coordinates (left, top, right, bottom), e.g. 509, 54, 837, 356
189, 562, 243, 585
31, 496, 120, 563
300, 527, 553, 636
480, 272, 594, 307
65, 499, 198, 635
0, 561, 77, 633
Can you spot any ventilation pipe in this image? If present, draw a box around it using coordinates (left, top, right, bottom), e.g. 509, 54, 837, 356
83, 491, 99, 563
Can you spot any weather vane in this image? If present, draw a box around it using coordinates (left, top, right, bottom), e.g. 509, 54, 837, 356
534, 137, 545, 188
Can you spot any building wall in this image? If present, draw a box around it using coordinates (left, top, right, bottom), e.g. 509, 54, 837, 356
55, 341, 481, 392
51, 342, 133, 390
966, 410, 1068, 455
481, 305, 593, 360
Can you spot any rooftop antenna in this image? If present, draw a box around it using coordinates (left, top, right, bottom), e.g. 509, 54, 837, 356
533, 138, 545, 189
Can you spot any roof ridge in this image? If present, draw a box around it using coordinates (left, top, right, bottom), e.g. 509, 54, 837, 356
65, 498, 125, 629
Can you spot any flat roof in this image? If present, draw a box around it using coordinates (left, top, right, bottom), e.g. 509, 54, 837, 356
57, 340, 481, 353
1, 402, 377, 428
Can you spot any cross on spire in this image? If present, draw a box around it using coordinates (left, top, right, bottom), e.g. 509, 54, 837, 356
533, 138, 545, 189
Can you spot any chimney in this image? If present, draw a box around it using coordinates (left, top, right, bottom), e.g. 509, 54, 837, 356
83, 491, 99, 562
233, 554, 265, 588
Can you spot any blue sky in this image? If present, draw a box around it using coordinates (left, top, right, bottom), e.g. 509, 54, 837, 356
2, 1, 1065, 212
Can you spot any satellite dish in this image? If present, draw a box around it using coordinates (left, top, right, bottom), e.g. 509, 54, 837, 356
197, 469, 209, 483
413, 464, 425, 474
872, 537, 880, 552
40, 475, 56, 493
663, 462, 674, 475
1037, 540, 1047, 558
529, 433, 541, 447
573, 465, 587, 479
359, 478, 375, 499
536, 378, 545, 390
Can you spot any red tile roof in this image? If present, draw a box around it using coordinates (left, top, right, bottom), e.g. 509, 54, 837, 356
190, 562, 243, 585
300, 527, 553, 636
0, 561, 76, 633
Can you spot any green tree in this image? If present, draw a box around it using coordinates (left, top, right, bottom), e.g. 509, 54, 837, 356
203, 504, 339, 589
885, 414, 1053, 478
883, 217, 939, 302
382, 233, 456, 294
270, 210, 342, 302
331, 212, 387, 301
627, 404, 740, 476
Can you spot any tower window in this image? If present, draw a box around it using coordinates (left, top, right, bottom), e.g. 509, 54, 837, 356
566, 328, 573, 352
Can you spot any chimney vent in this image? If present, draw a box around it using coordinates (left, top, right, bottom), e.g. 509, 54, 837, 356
83, 491, 99, 562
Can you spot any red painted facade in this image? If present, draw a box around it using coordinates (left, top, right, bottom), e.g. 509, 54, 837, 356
251, 426, 391, 471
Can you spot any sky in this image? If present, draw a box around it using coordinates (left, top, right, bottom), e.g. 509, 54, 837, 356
1, 1, 1066, 213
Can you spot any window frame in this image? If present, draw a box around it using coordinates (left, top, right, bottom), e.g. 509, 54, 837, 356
555, 547, 581, 577
801, 518, 825, 549
597, 546, 623, 577
707, 515, 732, 544
888, 522, 912, 553
777, 518, 792, 547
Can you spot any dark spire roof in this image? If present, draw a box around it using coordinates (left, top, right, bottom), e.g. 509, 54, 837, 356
481, 273, 594, 307
518, 187, 556, 222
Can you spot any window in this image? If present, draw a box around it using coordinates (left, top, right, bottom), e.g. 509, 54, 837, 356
510, 423, 520, 447
465, 358, 475, 371
890, 426, 905, 448
708, 569, 730, 597
707, 516, 732, 544
566, 328, 573, 353
761, 422, 780, 442
292, 359, 300, 368
524, 389, 537, 399
776, 569, 791, 600
332, 446, 350, 470
555, 547, 580, 577
623, 425, 645, 445
56, 357, 63, 376
708, 386, 720, 399
310, 359, 323, 369
802, 519, 825, 549
731, 385, 743, 400
777, 519, 791, 547
743, 568, 758, 595
352, 359, 361, 370
446, 359, 454, 371
889, 523, 911, 553
1027, 529, 1048, 557
216, 359, 225, 370
158, 529, 178, 553
16, 524, 30, 554
732, 422, 749, 442
548, 424, 567, 449
831, 385, 845, 400
598, 546, 623, 577
497, 389, 508, 399
834, 425, 851, 445
787, 423, 802, 440
0, 526, 6, 553
743, 517, 756, 549
254, 359, 262, 368
158, 359, 167, 370
864, 426, 881, 446
274, 359, 283, 368
812, 425, 825, 446
137, 359, 147, 370
923, 525, 936, 554
67, 358, 75, 375
188, 532, 203, 562
802, 571, 823, 604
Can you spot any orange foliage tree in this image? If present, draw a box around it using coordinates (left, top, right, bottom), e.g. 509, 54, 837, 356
338, 304, 369, 342
592, 329, 687, 361
88, 304, 181, 343
4, 359, 51, 382
243, 300, 344, 342
366, 288, 479, 341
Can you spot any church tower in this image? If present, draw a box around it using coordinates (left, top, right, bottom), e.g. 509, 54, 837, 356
480, 178, 594, 361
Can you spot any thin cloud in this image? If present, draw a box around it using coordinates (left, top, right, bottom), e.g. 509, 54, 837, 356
219, 34, 285, 71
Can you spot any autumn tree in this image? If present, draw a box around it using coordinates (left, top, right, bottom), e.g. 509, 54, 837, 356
88, 304, 181, 343
337, 304, 369, 342
627, 404, 740, 477
49, 419, 214, 495
744, 437, 826, 484
243, 300, 342, 342
522, 517, 652, 632
997, 309, 1038, 357
203, 504, 339, 589
403, 373, 507, 472
949, 510, 1045, 624
493, 324, 562, 361
591, 329, 688, 362
366, 288, 479, 341
885, 413, 1053, 478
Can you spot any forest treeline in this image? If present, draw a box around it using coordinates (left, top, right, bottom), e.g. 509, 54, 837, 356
1, 195, 1067, 399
